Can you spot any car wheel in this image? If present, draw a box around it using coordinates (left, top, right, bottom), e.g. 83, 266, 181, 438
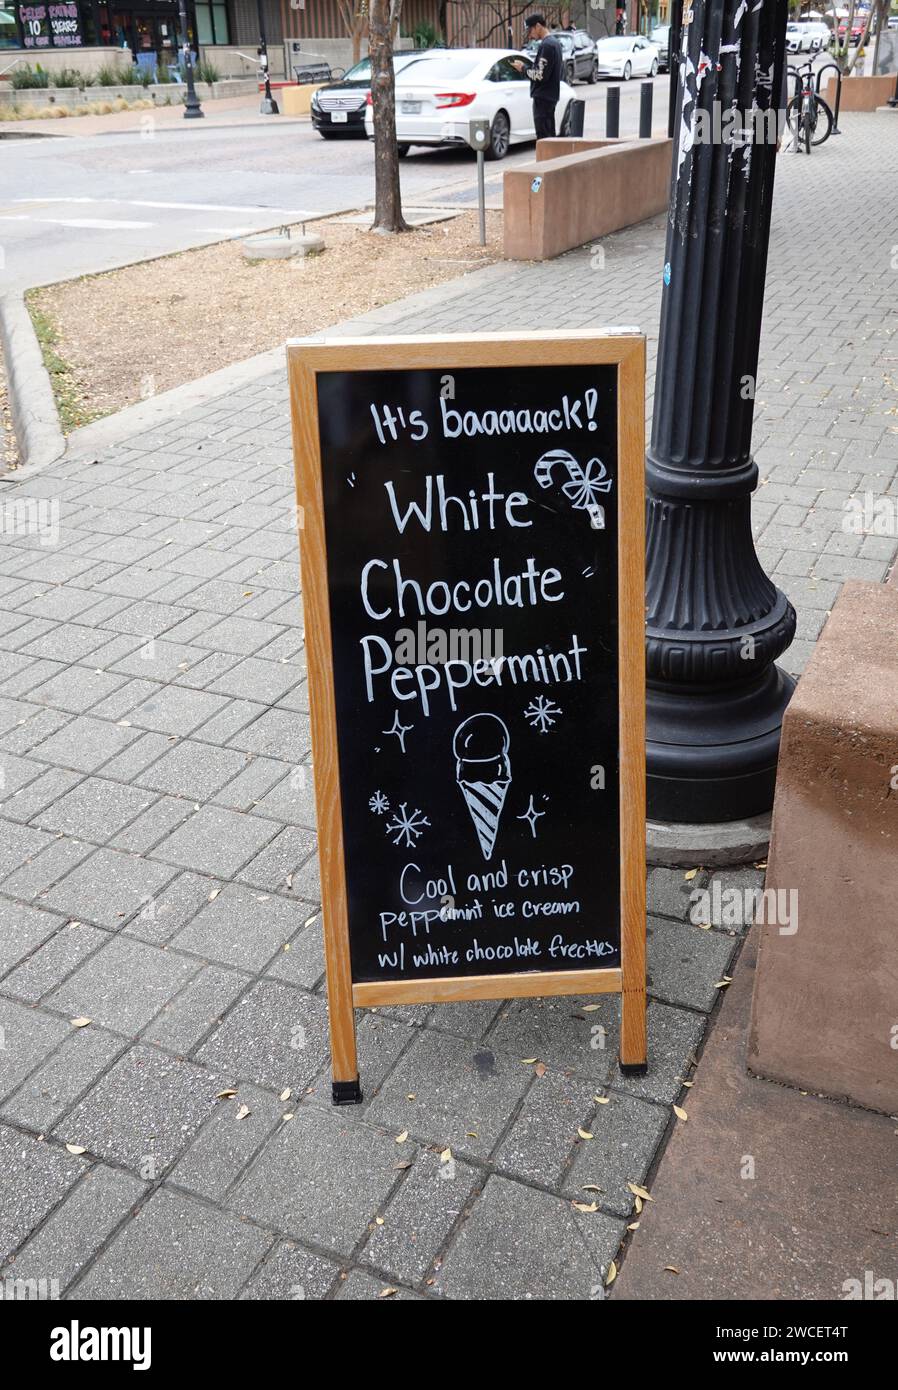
650, 58, 658, 76
565, 61, 575, 84
622, 61, 632, 80
397, 143, 410, 159
485, 109, 511, 160
588, 59, 599, 83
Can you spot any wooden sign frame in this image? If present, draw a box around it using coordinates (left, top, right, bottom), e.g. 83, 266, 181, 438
289, 331, 646, 1104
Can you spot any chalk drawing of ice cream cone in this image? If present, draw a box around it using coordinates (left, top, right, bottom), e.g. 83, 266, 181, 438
453, 714, 511, 862
534, 448, 612, 530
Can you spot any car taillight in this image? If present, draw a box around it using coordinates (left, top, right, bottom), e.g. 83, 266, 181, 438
366, 91, 372, 105
434, 92, 476, 108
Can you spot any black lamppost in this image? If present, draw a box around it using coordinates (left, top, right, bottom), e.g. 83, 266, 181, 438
257, 0, 279, 114
178, 0, 203, 118
645, 0, 796, 824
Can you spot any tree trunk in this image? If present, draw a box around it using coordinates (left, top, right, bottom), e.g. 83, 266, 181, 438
370, 0, 409, 233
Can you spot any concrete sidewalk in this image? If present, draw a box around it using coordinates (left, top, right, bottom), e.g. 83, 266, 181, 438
0, 114, 895, 1301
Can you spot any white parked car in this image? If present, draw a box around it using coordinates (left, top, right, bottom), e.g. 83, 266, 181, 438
595, 34, 659, 80
364, 48, 576, 160
786, 20, 830, 51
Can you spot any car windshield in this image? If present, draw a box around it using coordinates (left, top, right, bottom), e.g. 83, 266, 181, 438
599, 37, 634, 48
396, 53, 480, 82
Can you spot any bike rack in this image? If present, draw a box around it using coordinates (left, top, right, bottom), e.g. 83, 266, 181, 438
815, 60, 842, 134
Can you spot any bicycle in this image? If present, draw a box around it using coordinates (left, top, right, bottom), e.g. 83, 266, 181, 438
785, 61, 834, 153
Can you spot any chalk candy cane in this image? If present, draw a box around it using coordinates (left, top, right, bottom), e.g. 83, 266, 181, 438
534, 449, 612, 530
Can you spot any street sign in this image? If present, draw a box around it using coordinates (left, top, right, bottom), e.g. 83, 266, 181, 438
288, 332, 647, 1102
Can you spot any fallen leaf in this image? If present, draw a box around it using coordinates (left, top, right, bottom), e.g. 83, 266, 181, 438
714, 978, 732, 989
673, 1105, 688, 1122
216, 1089, 237, 1099
208, 889, 221, 901
534, 1061, 547, 1078
627, 1222, 640, 1231
395, 1130, 409, 1144
605, 1260, 617, 1286
406, 1093, 416, 1100
581, 1003, 602, 1012
754, 860, 767, 869
520, 1057, 537, 1065
70, 1017, 91, 1029
684, 868, 699, 880
664, 1266, 680, 1275
573, 1200, 598, 1213
379, 1287, 397, 1299
375, 1216, 385, 1226
65, 1144, 86, 1155
235, 1104, 251, 1120
440, 1147, 452, 1163
581, 1184, 603, 1192
393, 1160, 412, 1170
682, 1080, 694, 1088
282, 1112, 294, 1121
465, 1131, 478, 1139
634, 1195, 644, 1214
279, 1088, 291, 1102
627, 1182, 653, 1202
594, 1095, 610, 1105
578, 1128, 594, 1141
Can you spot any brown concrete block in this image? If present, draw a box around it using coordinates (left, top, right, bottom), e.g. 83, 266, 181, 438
503, 138, 672, 261
748, 580, 898, 1113
824, 75, 895, 112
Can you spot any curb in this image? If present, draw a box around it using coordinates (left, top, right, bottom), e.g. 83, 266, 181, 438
0, 290, 65, 473
64, 345, 286, 461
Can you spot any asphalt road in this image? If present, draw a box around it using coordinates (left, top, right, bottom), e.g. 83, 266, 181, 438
0, 72, 672, 293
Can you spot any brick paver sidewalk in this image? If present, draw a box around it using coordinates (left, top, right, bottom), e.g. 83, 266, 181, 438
0, 114, 895, 1301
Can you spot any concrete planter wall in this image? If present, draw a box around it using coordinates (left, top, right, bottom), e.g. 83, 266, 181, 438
0, 77, 257, 111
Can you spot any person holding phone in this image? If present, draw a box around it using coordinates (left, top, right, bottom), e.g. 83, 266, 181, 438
512, 14, 563, 140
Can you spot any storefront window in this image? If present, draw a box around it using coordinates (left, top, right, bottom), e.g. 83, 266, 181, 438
195, 1, 229, 45
1, 2, 20, 48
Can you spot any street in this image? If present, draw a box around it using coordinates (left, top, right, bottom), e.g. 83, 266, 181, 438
0, 72, 671, 292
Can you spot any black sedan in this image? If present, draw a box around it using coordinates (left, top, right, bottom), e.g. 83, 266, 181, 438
310, 50, 438, 138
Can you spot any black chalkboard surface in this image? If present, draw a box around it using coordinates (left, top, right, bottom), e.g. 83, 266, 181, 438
289, 333, 646, 1102
317, 363, 620, 982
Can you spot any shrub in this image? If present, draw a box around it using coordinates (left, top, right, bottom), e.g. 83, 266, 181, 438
196, 59, 220, 84
11, 64, 50, 89
52, 67, 93, 88
95, 60, 128, 86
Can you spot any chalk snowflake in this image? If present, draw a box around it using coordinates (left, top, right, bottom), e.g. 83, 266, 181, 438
385, 802, 430, 849
524, 696, 562, 735
369, 790, 390, 815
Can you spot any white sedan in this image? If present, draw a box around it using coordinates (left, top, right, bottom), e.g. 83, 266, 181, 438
595, 35, 659, 80
364, 48, 576, 160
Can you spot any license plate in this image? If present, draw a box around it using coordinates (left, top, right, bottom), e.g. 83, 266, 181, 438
330, 111, 348, 123
401, 100, 422, 114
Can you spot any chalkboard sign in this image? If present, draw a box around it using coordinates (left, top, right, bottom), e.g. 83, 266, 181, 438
289, 333, 646, 1103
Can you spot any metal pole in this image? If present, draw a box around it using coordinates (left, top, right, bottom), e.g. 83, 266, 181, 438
178, 0, 203, 119
639, 79, 653, 136
606, 83, 620, 136
257, 0, 279, 114
477, 147, 486, 247
644, 0, 796, 823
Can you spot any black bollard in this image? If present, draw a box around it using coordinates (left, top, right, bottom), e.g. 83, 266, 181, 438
606, 84, 620, 137
644, 0, 796, 823
639, 81, 653, 137
568, 97, 585, 136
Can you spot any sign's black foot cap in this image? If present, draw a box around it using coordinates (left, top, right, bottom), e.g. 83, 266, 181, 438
332, 1079, 363, 1105
619, 1060, 648, 1076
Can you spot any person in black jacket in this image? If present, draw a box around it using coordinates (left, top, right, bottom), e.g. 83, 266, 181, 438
513, 14, 562, 140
